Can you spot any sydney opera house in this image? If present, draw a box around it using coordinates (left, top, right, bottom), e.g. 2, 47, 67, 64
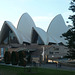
0, 13, 68, 46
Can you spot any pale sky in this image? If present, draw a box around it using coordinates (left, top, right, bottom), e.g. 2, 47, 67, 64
0, 0, 72, 31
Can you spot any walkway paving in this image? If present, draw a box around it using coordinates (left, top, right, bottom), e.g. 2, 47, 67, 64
40, 63, 75, 71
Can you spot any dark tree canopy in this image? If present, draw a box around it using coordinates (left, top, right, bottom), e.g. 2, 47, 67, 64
62, 0, 75, 59
69, 0, 75, 12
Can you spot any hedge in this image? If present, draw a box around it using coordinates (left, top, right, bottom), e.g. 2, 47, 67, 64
4, 51, 11, 64
11, 51, 19, 65
4, 50, 26, 66
18, 51, 26, 66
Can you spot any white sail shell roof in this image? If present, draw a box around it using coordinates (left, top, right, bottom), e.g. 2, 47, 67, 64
33, 27, 48, 45
17, 13, 36, 43
0, 13, 69, 45
0, 21, 21, 44
48, 34, 61, 44
47, 14, 68, 45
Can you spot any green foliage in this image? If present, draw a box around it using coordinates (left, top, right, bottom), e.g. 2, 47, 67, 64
62, 0, 75, 59
18, 51, 26, 60
18, 51, 26, 66
62, 29, 75, 48
66, 49, 75, 59
11, 51, 19, 65
69, 15, 75, 26
4, 50, 26, 66
69, 0, 75, 12
39, 55, 42, 64
27, 52, 32, 64
4, 51, 11, 64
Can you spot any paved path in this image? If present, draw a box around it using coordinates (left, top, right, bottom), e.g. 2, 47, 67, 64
40, 63, 75, 71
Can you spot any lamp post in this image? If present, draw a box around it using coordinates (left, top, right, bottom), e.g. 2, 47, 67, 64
42, 47, 45, 62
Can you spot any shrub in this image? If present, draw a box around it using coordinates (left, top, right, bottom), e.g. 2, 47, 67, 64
27, 53, 32, 64
18, 51, 26, 66
11, 51, 19, 65
39, 55, 42, 64
4, 51, 11, 64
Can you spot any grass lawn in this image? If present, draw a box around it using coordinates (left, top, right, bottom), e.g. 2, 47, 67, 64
0, 64, 75, 75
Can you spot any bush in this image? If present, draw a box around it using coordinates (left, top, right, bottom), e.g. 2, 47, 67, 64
27, 53, 32, 64
19, 59, 26, 66
11, 51, 19, 65
18, 51, 26, 66
4, 51, 11, 64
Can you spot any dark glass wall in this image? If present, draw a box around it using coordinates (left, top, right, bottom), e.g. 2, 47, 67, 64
31, 29, 44, 45
1, 24, 19, 44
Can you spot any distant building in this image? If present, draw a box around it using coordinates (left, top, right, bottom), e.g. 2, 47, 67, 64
45, 45, 68, 59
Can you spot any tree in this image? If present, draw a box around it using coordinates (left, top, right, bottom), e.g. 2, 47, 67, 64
11, 51, 19, 65
4, 51, 11, 64
62, 0, 75, 59
18, 51, 26, 66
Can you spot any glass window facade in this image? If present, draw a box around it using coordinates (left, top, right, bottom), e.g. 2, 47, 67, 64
1, 24, 19, 44
31, 29, 44, 45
